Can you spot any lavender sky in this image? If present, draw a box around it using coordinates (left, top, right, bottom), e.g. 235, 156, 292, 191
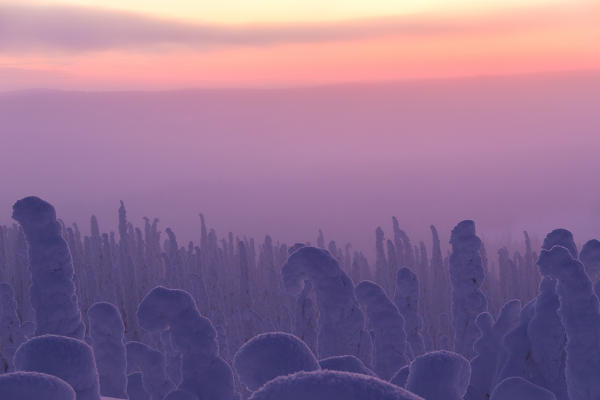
2, 71, 599, 255
1, 1, 599, 255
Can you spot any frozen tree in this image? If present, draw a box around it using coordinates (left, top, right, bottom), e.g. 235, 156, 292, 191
390, 366, 409, 387
233, 332, 319, 392
465, 299, 521, 400
136, 286, 234, 400
356, 280, 408, 379
293, 281, 317, 354
538, 245, 600, 400
449, 220, 487, 358
526, 277, 568, 400
12, 196, 84, 338
0, 283, 28, 372
0, 371, 76, 400
375, 227, 389, 291
165, 389, 199, 400
490, 377, 557, 400
580, 239, 600, 283
126, 341, 173, 400
497, 299, 536, 382
282, 246, 372, 364
127, 373, 150, 400
14, 334, 100, 400
393, 268, 425, 359
319, 355, 376, 376
249, 370, 423, 400
392, 217, 413, 268
542, 229, 578, 258
406, 350, 471, 400
87, 302, 127, 399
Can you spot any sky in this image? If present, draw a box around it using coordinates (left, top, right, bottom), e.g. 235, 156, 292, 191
1, 1, 599, 257
1, 0, 599, 90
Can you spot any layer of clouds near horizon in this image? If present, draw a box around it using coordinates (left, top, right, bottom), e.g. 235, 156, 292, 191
1, 2, 597, 53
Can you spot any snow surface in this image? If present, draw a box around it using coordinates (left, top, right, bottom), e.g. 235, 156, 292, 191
233, 331, 319, 392
406, 350, 471, 400
14, 334, 101, 400
249, 370, 424, 400
0, 371, 76, 400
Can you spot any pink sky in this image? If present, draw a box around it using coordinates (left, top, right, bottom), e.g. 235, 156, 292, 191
1, 1, 599, 256
1, 0, 599, 90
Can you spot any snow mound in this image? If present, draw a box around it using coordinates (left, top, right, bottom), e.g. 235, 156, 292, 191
249, 370, 424, 400
233, 331, 319, 392
0, 371, 75, 400
14, 334, 100, 400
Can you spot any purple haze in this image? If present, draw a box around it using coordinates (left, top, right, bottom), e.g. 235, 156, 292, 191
1, 71, 599, 256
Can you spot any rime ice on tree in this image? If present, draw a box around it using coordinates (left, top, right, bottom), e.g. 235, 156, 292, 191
14, 334, 101, 400
491, 377, 557, 400
0, 371, 76, 400
87, 302, 127, 398
12, 197, 84, 339
466, 299, 521, 400
538, 245, 600, 400
449, 220, 487, 358
393, 268, 425, 359
233, 332, 319, 392
126, 341, 174, 400
319, 355, 376, 376
356, 280, 408, 379
137, 286, 234, 400
0, 283, 28, 372
406, 350, 471, 400
249, 370, 424, 400
282, 246, 372, 365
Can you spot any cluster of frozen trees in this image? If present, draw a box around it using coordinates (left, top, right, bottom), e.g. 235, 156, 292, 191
1, 196, 600, 399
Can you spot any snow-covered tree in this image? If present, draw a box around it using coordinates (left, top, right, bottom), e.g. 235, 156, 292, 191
356, 280, 408, 379
406, 350, 471, 400
14, 334, 100, 400
87, 302, 127, 398
233, 332, 319, 392
249, 370, 423, 400
282, 246, 372, 364
12, 197, 84, 339
449, 220, 487, 358
137, 286, 234, 400
0, 371, 76, 400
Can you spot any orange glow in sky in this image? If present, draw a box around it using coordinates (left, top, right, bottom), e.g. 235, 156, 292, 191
1, 0, 599, 90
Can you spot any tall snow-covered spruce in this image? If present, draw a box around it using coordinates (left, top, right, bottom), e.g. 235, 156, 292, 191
406, 350, 471, 400
87, 302, 127, 398
281, 246, 372, 365
393, 268, 425, 359
14, 334, 101, 400
356, 280, 408, 379
449, 220, 487, 358
137, 286, 235, 400
538, 244, 600, 400
12, 196, 84, 338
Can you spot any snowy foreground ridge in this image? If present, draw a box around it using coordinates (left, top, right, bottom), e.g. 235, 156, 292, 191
1, 197, 600, 399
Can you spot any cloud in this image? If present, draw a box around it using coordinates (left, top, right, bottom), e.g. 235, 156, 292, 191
0, 2, 595, 53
